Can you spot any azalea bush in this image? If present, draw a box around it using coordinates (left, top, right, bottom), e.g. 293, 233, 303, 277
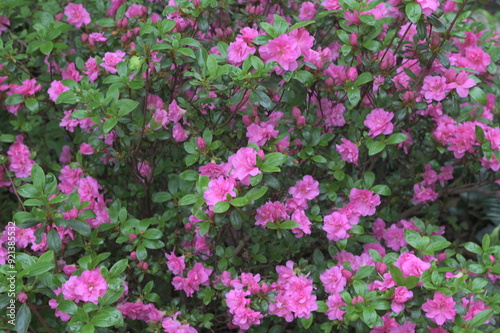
1, 0, 500, 332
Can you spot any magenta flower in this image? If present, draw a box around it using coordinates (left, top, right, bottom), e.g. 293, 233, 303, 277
290, 209, 312, 237
421, 75, 448, 101
79, 143, 94, 155
61, 268, 108, 304
364, 108, 394, 138
422, 292, 456, 325
84, 57, 99, 82
288, 175, 320, 201
165, 251, 186, 275
349, 188, 381, 216
416, 0, 440, 16
259, 34, 301, 72
323, 211, 352, 241
64, 3, 91, 29
336, 138, 359, 165
203, 176, 236, 208
228, 147, 261, 185
320, 266, 347, 294
100, 50, 126, 74
10, 78, 42, 97
228, 39, 256, 66
48, 80, 70, 102
391, 286, 413, 313
447, 71, 476, 97
255, 201, 289, 228
299, 2, 317, 21
394, 252, 431, 278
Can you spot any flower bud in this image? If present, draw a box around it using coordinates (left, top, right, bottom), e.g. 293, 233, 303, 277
375, 262, 387, 274
349, 33, 358, 47
197, 137, 207, 150
347, 67, 358, 82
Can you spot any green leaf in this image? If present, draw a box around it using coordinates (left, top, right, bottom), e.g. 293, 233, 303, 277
199, 221, 210, 236
214, 201, 230, 213
231, 197, 250, 207
362, 306, 378, 328
152, 192, 173, 203
355, 265, 374, 279
54, 219, 91, 236
58, 300, 78, 315
403, 276, 420, 289
17, 184, 41, 198
180, 170, 199, 181
103, 118, 118, 134
294, 70, 315, 87
5, 94, 24, 105
347, 86, 361, 105
47, 229, 62, 251
142, 228, 163, 240
115, 99, 139, 117
90, 307, 123, 327
370, 184, 391, 196
405, 229, 422, 249
469, 86, 486, 105
16, 303, 31, 333
56, 90, 78, 104
19, 261, 54, 277
136, 245, 147, 261
406, 2, 422, 24
301, 315, 313, 329
354, 72, 373, 86
245, 186, 268, 202
312, 155, 327, 163
279, 220, 300, 229
179, 194, 199, 206
464, 242, 483, 254
40, 41, 54, 55
388, 264, 405, 286
31, 164, 45, 189
82, 324, 95, 333
109, 259, 128, 277
263, 152, 288, 168
468, 309, 494, 328
368, 141, 386, 156
289, 20, 315, 32
25, 97, 39, 112
364, 172, 375, 188
385, 133, 408, 145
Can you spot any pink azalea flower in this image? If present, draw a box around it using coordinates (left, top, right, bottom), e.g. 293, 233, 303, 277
413, 183, 438, 203
246, 123, 279, 146
48, 80, 70, 102
349, 188, 381, 216
394, 252, 431, 278
255, 201, 289, 228
125, 4, 147, 19
101, 50, 126, 74
172, 123, 188, 142
383, 224, 407, 251
322, 0, 341, 11
323, 211, 352, 241
336, 138, 359, 165
203, 176, 236, 208
0, 15, 10, 35
447, 71, 476, 97
64, 3, 91, 29
61, 268, 108, 304
320, 266, 347, 294
7, 136, 35, 179
325, 294, 346, 320
228, 39, 256, 66
421, 75, 448, 101
259, 34, 301, 72
84, 57, 99, 82
415, 0, 440, 16
290, 209, 312, 237
391, 286, 413, 313
79, 143, 94, 155
462, 296, 491, 322
422, 292, 456, 325
87, 32, 108, 46
228, 147, 261, 185
165, 251, 186, 275
10, 78, 42, 97
299, 2, 317, 21
364, 108, 394, 138
289, 175, 319, 201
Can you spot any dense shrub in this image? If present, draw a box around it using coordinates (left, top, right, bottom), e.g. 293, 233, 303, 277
0, 0, 500, 332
